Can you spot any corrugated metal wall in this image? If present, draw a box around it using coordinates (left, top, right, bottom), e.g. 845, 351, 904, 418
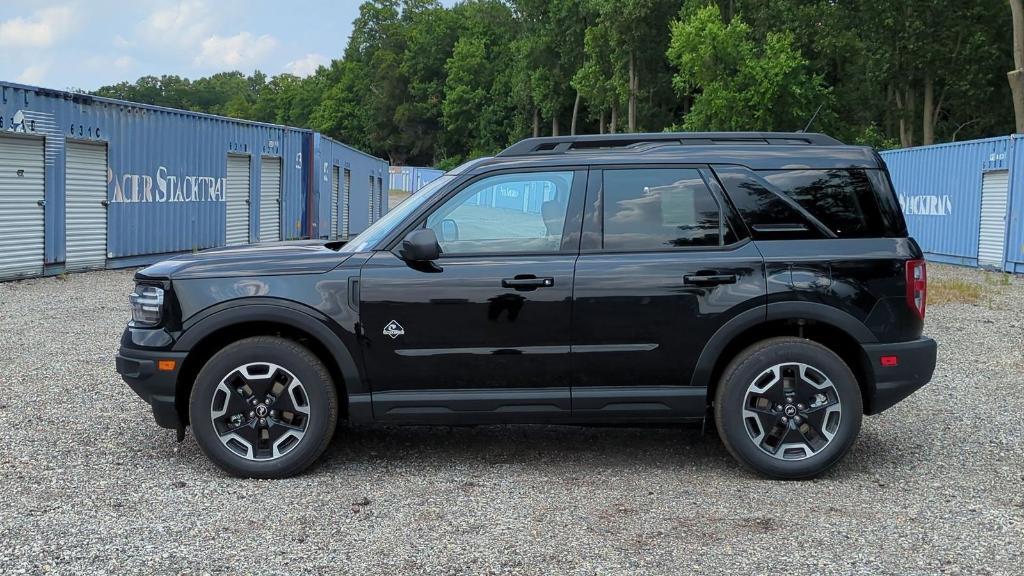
1007, 140, 1024, 273
0, 81, 388, 279
389, 166, 444, 194
312, 134, 388, 239
880, 136, 1020, 271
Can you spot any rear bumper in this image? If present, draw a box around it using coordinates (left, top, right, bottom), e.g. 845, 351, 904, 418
862, 336, 937, 414
116, 347, 187, 429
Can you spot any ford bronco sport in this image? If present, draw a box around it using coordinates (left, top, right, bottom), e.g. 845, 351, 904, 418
116, 132, 937, 479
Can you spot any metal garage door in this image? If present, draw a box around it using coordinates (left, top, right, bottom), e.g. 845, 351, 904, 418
259, 156, 281, 242
0, 136, 45, 280
342, 168, 351, 238
331, 165, 340, 238
65, 141, 108, 271
978, 170, 1009, 269
368, 175, 376, 224
226, 155, 251, 245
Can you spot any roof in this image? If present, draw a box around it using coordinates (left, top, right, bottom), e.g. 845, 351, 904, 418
497, 132, 844, 157
473, 133, 877, 172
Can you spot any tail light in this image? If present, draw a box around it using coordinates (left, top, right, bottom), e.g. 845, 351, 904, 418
905, 259, 927, 320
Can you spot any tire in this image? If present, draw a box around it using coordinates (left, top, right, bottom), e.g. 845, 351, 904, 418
714, 337, 862, 479
189, 336, 339, 478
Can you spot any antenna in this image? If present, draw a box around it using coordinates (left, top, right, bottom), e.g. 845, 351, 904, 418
801, 104, 824, 133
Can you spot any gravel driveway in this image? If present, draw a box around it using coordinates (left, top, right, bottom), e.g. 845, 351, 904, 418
1, 264, 1022, 575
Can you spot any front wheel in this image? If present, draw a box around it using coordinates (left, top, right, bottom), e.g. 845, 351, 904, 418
714, 337, 862, 479
189, 336, 338, 478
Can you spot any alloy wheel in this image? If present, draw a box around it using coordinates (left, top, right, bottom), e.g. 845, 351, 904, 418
209, 362, 310, 461
741, 362, 842, 461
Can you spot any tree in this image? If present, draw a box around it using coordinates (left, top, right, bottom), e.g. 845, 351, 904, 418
1010, 0, 1024, 132
667, 5, 831, 132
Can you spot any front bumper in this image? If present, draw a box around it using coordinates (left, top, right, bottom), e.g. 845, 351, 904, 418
862, 336, 937, 414
116, 347, 187, 429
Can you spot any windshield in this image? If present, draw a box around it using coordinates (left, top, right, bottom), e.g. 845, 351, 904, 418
340, 175, 456, 253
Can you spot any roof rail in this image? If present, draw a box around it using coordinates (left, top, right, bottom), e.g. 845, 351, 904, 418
496, 132, 844, 157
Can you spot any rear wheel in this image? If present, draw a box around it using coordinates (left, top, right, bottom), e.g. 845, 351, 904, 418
189, 336, 338, 478
714, 337, 862, 479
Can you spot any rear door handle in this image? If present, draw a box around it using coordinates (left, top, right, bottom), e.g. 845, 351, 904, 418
683, 273, 737, 286
502, 276, 554, 290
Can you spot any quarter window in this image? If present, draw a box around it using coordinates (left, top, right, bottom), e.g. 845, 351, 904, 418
760, 169, 886, 238
602, 168, 723, 250
425, 171, 574, 255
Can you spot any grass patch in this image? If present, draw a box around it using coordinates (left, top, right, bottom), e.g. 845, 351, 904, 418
984, 272, 1012, 287
929, 278, 985, 305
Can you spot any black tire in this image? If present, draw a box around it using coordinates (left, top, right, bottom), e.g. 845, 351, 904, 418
714, 337, 862, 479
189, 336, 338, 478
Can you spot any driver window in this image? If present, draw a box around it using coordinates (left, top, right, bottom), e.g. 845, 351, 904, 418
426, 171, 574, 255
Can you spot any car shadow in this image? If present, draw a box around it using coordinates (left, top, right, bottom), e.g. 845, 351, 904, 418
317, 422, 739, 475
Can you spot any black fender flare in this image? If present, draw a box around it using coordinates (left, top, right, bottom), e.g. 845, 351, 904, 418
688, 301, 876, 388
173, 299, 365, 401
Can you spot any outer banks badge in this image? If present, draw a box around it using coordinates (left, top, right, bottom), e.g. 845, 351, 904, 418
383, 320, 405, 339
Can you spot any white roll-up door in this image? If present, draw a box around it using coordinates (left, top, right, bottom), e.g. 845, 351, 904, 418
259, 156, 281, 242
65, 141, 108, 271
0, 136, 45, 280
978, 170, 1009, 269
331, 165, 340, 238
368, 175, 376, 224
226, 155, 251, 245
342, 168, 351, 238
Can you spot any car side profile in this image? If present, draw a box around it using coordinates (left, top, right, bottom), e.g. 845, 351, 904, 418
116, 132, 937, 479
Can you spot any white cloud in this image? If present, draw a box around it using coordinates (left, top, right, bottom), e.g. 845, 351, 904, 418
114, 55, 135, 69
16, 64, 48, 85
194, 32, 278, 68
113, 34, 133, 49
0, 6, 74, 48
284, 53, 328, 77
142, 0, 213, 46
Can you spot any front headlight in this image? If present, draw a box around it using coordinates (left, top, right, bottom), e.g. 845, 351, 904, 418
129, 285, 164, 326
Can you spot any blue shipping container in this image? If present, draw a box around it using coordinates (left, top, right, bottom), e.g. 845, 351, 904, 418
880, 135, 1023, 273
389, 166, 444, 194
0, 81, 387, 277
313, 135, 388, 239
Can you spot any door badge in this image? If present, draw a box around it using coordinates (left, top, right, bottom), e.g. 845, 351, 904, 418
383, 320, 405, 339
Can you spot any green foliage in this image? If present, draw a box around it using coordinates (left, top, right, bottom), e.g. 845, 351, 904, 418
667, 6, 831, 132
93, 0, 1015, 165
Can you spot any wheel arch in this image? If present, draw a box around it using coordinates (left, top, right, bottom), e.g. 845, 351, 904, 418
693, 302, 876, 406
172, 301, 366, 425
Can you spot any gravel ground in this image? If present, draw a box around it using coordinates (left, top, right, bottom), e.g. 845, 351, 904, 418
1, 264, 1022, 575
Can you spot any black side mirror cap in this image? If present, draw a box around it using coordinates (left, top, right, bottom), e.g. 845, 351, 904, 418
399, 228, 442, 262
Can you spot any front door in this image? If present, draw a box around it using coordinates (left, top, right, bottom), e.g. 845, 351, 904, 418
359, 168, 587, 423
571, 167, 766, 420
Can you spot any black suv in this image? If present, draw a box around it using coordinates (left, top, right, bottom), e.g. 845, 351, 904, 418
117, 132, 936, 479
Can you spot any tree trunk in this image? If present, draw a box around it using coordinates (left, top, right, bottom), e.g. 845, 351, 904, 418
570, 90, 581, 135
896, 85, 916, 148
628, 50, 637, 132
552, 115, 560, 137
599, 109, 606, 134
922, 76, 935, 145
718, 0, 735, 23
532, 108, 540, 138
610, 106, 618, 134
1011, 0, 1024, 133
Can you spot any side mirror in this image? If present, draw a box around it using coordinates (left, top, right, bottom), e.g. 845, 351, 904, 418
399, 228, 441, 262
440, 218, 459, 243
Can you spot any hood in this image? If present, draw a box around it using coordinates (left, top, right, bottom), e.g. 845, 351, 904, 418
136, 240, 352, 280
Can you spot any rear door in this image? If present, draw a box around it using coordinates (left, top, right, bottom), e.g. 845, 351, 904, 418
571, 166, 766, 419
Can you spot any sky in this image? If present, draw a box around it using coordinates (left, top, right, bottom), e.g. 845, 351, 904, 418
0, 0, 454, 92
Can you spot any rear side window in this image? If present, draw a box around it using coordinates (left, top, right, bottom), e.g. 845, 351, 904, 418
602, 168, 729, 250
759, 169, 887, 238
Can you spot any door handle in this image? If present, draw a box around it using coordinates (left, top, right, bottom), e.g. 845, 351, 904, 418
502, 276, 554, 290
683, 273, 737, 286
